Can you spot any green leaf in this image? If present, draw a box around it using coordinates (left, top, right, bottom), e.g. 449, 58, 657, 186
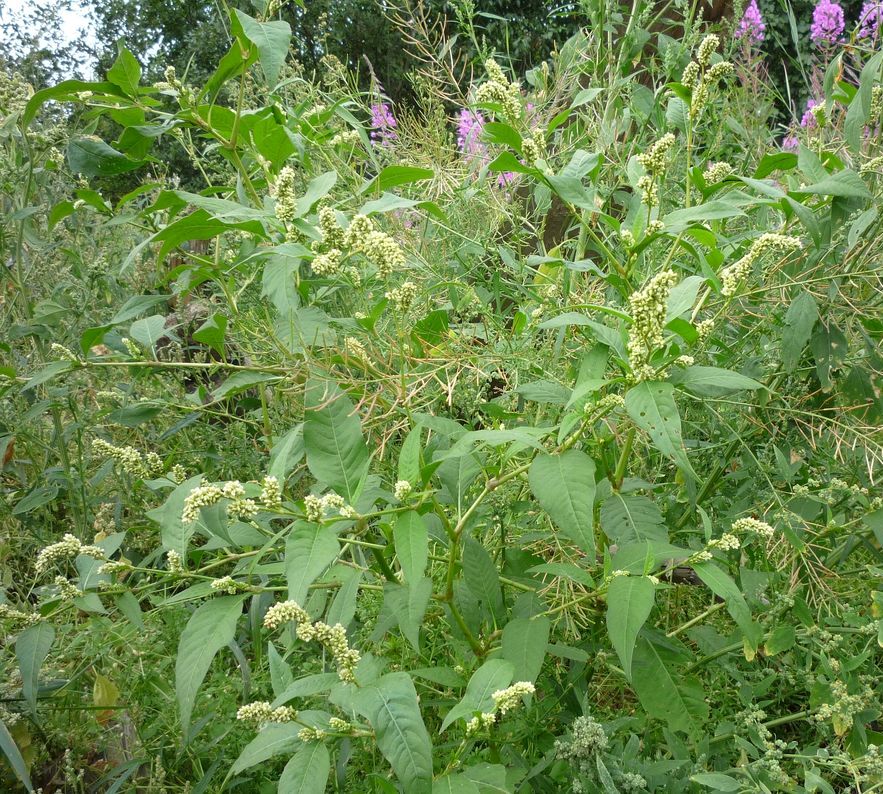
782, 291, 818, 373
433, 774, 481, 794
606, 575, 655, 680
16, 622, 54, 712
173, 191, 273, 224
111, 294, 172, 324
21, 360, 72, 392
106, 44, 141, 96
528, 450, 596, 556
272, 673, 341, 707
304, 379, 369, 502
388, 578, 433, 651
690, 773, 742, 791
193, 313, 228, 357
461, 764, 511, 793
693, 562, 761, 650
285, 522, 340, 604
269, 424, 305, 482
799, 169, 871, 200
0, 719, 33, 792
365, 165, 435, 194
397, 426, 422, 484
631, 634, 708, 738
501, 617, 550, 684
297, 171, 337, 216
393, 510, 429, 584
846, 51, 883, 151
67, 137, 144, 177
440, 659, 514, 732
671, 366, 764, 397
462, 536, 504, 622
352, 673, 433, 793
229, 723, 301, 776
600, 493, 667, 545
147, 474, 204, 558
624, 381, 696, 479
212, 371, 281, 401
662, 201, 745, 233
176, 595, 245, 735
129, 314, 167, 350
278, 741, 330, 794
234, 10, 291, 87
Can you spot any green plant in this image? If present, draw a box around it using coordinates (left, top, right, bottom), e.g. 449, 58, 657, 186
1, 4, 883, 792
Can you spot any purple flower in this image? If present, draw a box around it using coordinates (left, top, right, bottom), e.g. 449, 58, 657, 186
456, 109, 485, 156
800, 99, 819, 129
810, 0, 845, 46
736, 0, 766, 44
370, 102, 397, 146
857, 0, 883, 39
782, 134, 799, 151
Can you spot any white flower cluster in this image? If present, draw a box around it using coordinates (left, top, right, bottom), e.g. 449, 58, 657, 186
394, 480, 412, 501
298, 726, 326, 742
554, 714, 610, 788
181, 481, 259, 524
0, 603, 43, 626
708, 532, 740, 551
92, 439, 163, 479
731, 516, 775, 538
681, 35, 734, 118
236, 701, 297, 726
54, 576, 81, 600
311, 248, 342, 277
35, 534, 105, 576
304, 492, 355, 522
344, 336, 368, 360
521, 132, 546, 164
627, 269, 679, 381
475, 59, 522, 122
262, 599, 360, 682
704, 161, 733, 183
210, 576, 245, 594
385, 280, 419, 312
330, 129, 360, 147
166, 549, 184, 573
342, 214, 406, 278
466, 681, 535, 735
272, 167, 298, 226
260, 475, 282, 508
636, 133, 676, 208
318, 205, 345, 248
720, 233, 801, 296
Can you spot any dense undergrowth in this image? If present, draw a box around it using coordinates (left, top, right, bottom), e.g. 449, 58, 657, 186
1, 1, 883, 792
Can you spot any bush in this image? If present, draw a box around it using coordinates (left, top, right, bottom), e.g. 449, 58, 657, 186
1, 5, 882, 792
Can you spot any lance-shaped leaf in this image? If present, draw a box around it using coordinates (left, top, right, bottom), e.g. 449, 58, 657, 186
393, 510, 429, 584
16, 622, 54, 712
278, 741, 331, 794
440, 659, 514, 732
176, 595, 245, 735
285, 522, 340, 604
625, 381, 696, 479
304, 378, 369, 502
528, 449, 597, 556
606, 575, 655, 680
353, 672, 433, 793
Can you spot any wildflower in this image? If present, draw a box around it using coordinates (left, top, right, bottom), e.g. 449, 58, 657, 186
330, 129, 360, 147
0, 604, 43, 626
236, 701, 297, 726
736, 0, 767, 44
695, 318, 715, 340
312, 621, 361, 682
385, 280, 419, 312
170, 464, 187, 483
521, 133, 546, 164
210, 576, 242, 594
637, 133, 676, 173
810, 0, 845, 45
676, 355, 695, 366
492, 682, 535, 714
54, 576, 81, 600
339, 505, 359, 519
857, 0, 883, 40
554, 715, 609, 777
97, 560, 131, 575
475, 59, 522, 122
263, 599, 312, 630
801, 99, 822, 129
688, 549, 714, 563
704, 161, 733, 183
782, 134, 799, 152
394, 480, 412, 501
318, 205, 345, 248
708, 533, 741, 551
299, 726, 326, 742
627, 269, 679, 380
260, 475, 282, 507
344, 336, 368, 360
329, 717, 352, 732
311, 248, 342, 277
343, 214, 374, 249
92, 438, 162, 479
35, 534, 104, 576
166, 549, 184, 573
456, 109, 486, 157
610, 569, 631, 579
362, 230, 405, 277
682, 61, 701, 89
370, 102, 397, 146
273, 166, 298, 226
304, 494, 324, 522
466, 713, 498, 735
181, 484, 223, 523
720, 233, 801, 296
636, 175, 658, 207
696, 34, 720, 68
732, 516, 775, 537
